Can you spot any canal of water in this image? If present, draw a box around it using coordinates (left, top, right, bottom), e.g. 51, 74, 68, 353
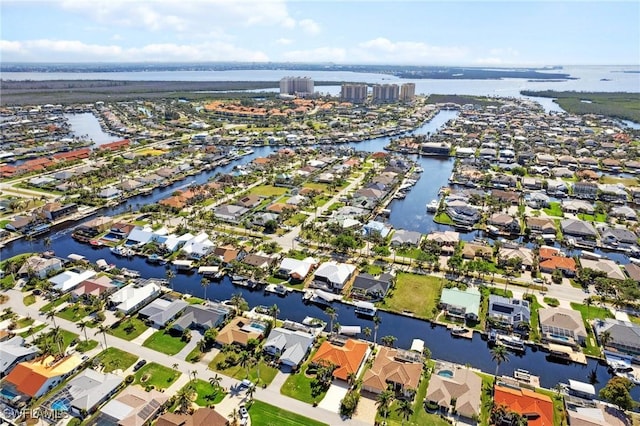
2, 110, 637, 399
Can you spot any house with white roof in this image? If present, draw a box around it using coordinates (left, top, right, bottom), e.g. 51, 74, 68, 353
49, 270, 97, 293
181, 232, 214, 259
138, 298, 188, 328
0, 336, 39, 377
109, 282, 161, 314
312, 261, 357, 292
46, 369, 122, 417
277, 257, 317, 282
263, 327, 315, 367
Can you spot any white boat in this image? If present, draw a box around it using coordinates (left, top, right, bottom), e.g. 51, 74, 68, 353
302, 316, 326, 328
451, 326, 468, 336
110, 245, 134, 257
354, 301, 377, 317
265, 284, 290, 296
426, 200, 438, 212
338, 325, 361, 336
497, 334, 526, 352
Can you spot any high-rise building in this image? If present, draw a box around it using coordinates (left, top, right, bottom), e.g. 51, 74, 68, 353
340, 84, 368, 103
400, 83, 416, 102
279, 77, 314, 96
372, 84, 399, 103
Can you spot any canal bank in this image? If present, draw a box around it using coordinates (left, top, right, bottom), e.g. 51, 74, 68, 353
1, 110, 636, 400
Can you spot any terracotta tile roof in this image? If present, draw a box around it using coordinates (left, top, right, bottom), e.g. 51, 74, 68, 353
98, 139, 130, 151
494, 386, 554, 426
540, 256, 576, 272
361, 347, 422, 393
539, 247, 560, 260
5, 355, 81, 397
311, 339, 368, 381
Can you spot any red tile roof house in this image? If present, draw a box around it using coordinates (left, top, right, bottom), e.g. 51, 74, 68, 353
310, 339, 369, 381
493, 385, 554, 426
98, 139, 130, 151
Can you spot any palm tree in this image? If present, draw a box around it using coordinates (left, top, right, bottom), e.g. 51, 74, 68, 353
201, 278, 211, 301
491, 344, 509, 380
584, 297, 593, 320
376, 388, 395, 422
175, 386, 194, 414
238, 350, 251, 378
209, 374, 223, 390
95, 324, 109, 350
395, 399, 414, 426
363, 326, 372, 340
51, 326, 64, 354
230, 292, 246, 313
166, 269, 176, 291
373, 315, 381, 344
599, 330, 613, 352
45, 310, 57, 327
246, 384, 256, 402
325, 307, 337, 336
172, 363, 180, 372
269, 304, 279, 324
77, 321, 89, 342
228, 408, 240, 426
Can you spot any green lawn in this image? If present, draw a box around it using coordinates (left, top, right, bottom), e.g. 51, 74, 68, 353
280, 364, 326, 404
56, 303, 96, 322
19, 323, 46, 338
248, 185, 288, 197
571, 302, 614, 357
525, 295, 541, 342
134, 362, 181, 390
186, 297, 205, 305
15, 317, 34, 329
96, 347, 138, 373
189, 379, 226, 407
382, 273, 442, 319
75, 340, 99, 353
35, 329, 78, 354
209, 352, 278, 386
361, 263, 384, 276
186, 346, 204, 363
433, 212, 454, 225
108, 317, 148, 341
302, 182, 329, 191
143, 330, 189, 355
395, 247, 423, 259
248, 400, 328, 426
23, 294, 36, 306
326, 202, 344, 212
577, 213, 607, 223
40, 294, 71, 313
543, 202, 564, 217
284, 213, 308, 226
629, 315, 640, 326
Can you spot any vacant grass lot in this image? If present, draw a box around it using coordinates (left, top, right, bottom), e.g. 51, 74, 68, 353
40, 294, 71, 313
56, 303, 96, 322
248, 185, 288, 197
543, 202, 564, 217
108, 317, 148, 341
248, 400, 328, 426
382, 273, 442, 319
143, 330, 188, 355
134, 362, 180, 390
571, 302, 614, 357
75, 340, 99, 353
189, 379, 226, 407
209, 352, 278, 385
96, 348, 138, 373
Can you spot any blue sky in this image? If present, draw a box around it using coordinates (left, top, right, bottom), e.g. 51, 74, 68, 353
1, 1, 638, 65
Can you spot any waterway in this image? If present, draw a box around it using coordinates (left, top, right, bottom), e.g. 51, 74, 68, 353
1, 110, 638, 400
64, 113, 122, 147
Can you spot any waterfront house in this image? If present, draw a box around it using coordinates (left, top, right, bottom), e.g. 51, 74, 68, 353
181, 232, 214, 259
277, 257, 317, 281
361, 347, 422, 397
213, 245, 242, 265
425, 365, 482, 421
5, 215, 37, 232
539, 307, 587, 346
610, 205, 638, 221
488, 295, 531, 328
312, 261, 357, 292
525, 217, 556, 236
139, 298, 188, 328
566, 401, 629, 426
362, 221, 392, 238
491, 189, 520, 205
461, 243, 492, 260
49, 269, 97, 293
624, 263, 640, 282
263, 327, 315, 368
109, 282, 161, 314
488, 213, 520, 234
71, 276, 116, 300
242, 253, 276, 270
96, 386, 168, 426
17, 255, 63, 279
425, 231, 460, 255
539, 254, 576, 277
77, 216, 113, 234
439, 288, 481, 322
561, 199, 594, 214
2, 355, 82, 401
493, 385, 553, 426
310, 339, 369, 381
561, 219, 598, 240
593, 319, 640, 359
599, 227, 637, 246
446, 205, 480, 227
97, 187, 122, 199
498, 246, 534, 270
350, 272, 394, 301
39, 202, 78, 221
546, 181, 568, 196
0, 337, 39, 377
598, 184, 628, 203
390, 229, 422, 247
45, 369, 122, 417
172, 304, 230, 332
213, 204, 248, 223
579, 258, 626, 281
215, 317, 267, 347
98, 139, 130, 151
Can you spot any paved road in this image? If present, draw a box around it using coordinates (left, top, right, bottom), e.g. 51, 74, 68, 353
3, 289, 372, 426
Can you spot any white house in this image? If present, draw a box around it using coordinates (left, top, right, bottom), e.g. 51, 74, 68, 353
49, 270, 97, 293
278, 257, 317, 281
181, 232, 214, 259
109, 282, 161, 314
313, 261, 357, 292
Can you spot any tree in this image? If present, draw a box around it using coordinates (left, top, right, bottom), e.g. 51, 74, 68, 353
166, 269, 176, 291
209, 374, 223, 390
599, 377, 634, 410
77, 321, 89, 342
51, 326, 64, 354
238, 350, 251, 378
176, 386, 194, 414
95, 324, 109, 350
45, 310, 58, 328
376, 388, 395, 422
201, 278, 211, 301
228, 408, 240, 426
363, 327, 372, 340
325, 307, 337, 336
381, 335, 397, 347
373, 315, 381, 344
491, 344, 509, 379
599, 330, 613, 351
246, 384, 256, 402
269, 304, 279, 324
230, 292, 247, 313
395, 399, 414, 426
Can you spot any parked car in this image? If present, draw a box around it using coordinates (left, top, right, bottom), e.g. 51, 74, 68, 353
239, 379, 253, 389
239, 405, 249, 419
133, 359, 147, 371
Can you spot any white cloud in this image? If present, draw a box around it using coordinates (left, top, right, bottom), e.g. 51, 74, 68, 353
0, 39, 268, 62
276, 38, 293, 45
356, 37, 468, 63
298, 19, 321, 35
282, 47, 347, 63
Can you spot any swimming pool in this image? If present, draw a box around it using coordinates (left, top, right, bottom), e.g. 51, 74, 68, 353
550, 334, 570, 342
51, 400, 69, 411
0, 388, 17, 400
437, 370, 454, 378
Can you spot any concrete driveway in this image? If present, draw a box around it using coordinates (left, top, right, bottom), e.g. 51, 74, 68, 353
318, 381, 349, 413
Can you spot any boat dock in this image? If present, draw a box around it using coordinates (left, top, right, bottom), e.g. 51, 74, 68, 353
546, 343, 587, 365
446, 324, 474, 339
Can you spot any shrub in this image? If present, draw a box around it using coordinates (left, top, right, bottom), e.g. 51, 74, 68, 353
125, 375, 134, 384
339, 390, 360, 417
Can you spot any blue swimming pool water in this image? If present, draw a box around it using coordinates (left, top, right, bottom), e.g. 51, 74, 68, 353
51, 400, 68, 411
437, 370, 454, 378
550, 334, 569, 341
0, 388, 17, 399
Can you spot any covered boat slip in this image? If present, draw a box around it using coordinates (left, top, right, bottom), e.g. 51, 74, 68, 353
197, 266, 219, 275
547, 343, 587, 364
